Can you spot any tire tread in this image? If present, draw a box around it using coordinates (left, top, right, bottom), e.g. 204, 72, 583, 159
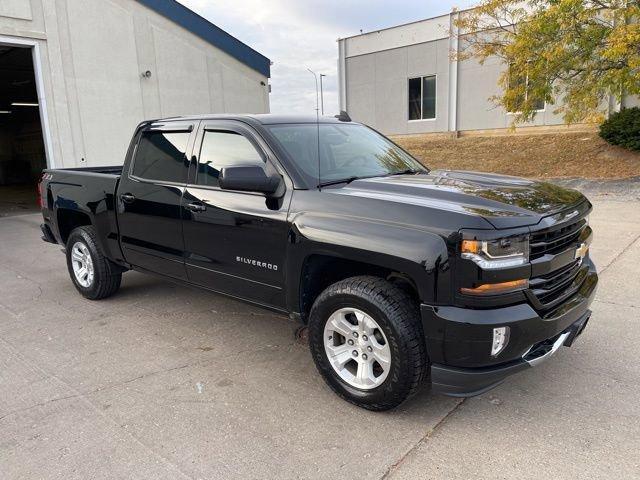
309, 275, 427, 411
66, 226, 122, 300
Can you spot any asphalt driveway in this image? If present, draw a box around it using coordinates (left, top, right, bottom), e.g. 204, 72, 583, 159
1, 192, 639, 479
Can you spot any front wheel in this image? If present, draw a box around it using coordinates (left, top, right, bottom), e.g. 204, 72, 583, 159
308, 276, 427, 411
65, 226, 122, 300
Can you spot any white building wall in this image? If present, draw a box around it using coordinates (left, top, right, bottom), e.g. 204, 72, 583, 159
623, 96, 640, 108
456, 50, 568, 131
344, 38, 450, 136
0, 0, 270, 168
339, 10, 633, 135
342, 14, 450, 58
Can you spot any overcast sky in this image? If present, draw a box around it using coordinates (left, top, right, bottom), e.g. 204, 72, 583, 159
177, 0, 476, 115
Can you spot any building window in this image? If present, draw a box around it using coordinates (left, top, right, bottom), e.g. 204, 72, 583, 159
408, 75, 436, 121
507, 66, 545, 113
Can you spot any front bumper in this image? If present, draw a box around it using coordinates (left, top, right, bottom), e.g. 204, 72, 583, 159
422, 261, 597, 397
429, 312, 590, 396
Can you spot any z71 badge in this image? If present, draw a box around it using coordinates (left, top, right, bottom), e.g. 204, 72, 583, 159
236, 256, 278, 271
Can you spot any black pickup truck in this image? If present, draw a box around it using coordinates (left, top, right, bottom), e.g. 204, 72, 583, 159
39, 114, 597, 410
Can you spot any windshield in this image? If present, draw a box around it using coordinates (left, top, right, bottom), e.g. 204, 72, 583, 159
266, 123, 427, 187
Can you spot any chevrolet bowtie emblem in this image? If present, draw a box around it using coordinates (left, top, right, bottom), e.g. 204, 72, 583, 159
575, 242, 589, 261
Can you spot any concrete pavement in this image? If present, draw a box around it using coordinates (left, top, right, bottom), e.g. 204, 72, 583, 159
1, 194, 639, 479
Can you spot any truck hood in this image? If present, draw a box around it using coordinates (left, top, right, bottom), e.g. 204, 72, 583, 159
331, 170, 586, 229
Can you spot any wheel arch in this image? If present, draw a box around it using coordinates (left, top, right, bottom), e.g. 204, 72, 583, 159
286, 215, 450, 320
56, 208, 92, 244
291, 250, 436, 323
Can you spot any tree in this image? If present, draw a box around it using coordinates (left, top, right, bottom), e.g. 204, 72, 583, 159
454, 0, 640, 124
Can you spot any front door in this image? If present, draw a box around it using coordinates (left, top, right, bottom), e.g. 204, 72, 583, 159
117, 121, 196, 279
181, 120, 291, 309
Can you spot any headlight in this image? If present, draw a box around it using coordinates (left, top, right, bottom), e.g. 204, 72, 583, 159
461, 236, 529, 269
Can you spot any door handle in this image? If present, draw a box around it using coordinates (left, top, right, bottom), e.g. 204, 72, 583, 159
186, 202, 206, 213
120, 193, 135, 204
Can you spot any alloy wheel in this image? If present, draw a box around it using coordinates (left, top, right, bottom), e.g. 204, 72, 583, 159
71, 241, 94, 288
323, 307, 391, 390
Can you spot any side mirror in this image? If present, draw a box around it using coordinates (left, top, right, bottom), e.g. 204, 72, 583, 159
219, 165, 282, 195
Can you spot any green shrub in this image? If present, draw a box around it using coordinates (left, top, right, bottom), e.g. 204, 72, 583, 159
599, 107, 640, 152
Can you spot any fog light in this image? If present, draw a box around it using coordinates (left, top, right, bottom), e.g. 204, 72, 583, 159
491, 326, 510, 356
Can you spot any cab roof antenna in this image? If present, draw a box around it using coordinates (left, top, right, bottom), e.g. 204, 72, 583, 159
335, 110, 351, 122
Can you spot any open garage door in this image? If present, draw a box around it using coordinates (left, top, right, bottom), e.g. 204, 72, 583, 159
0, 44, 46, 217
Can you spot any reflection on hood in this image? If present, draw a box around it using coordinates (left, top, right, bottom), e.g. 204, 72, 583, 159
330, 169, 587, 229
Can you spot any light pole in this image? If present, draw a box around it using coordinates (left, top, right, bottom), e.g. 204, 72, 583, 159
307, 68, 319, 114
319, 74, 326, 115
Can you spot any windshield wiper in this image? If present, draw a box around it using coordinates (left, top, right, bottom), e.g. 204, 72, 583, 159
317, 170, 426, 188
387, 169, 427, 177
317, 176, 361, 188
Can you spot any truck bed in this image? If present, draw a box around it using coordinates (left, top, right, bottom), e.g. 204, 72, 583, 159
40, 165, 123, 262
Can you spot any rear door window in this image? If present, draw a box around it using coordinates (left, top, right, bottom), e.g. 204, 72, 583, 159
132, 131, 190, 183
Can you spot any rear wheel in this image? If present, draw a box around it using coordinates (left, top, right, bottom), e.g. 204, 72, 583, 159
65, 226, 122, 300
308, 276, 427, 411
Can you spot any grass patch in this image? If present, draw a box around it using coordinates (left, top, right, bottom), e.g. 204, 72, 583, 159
393, 131, 640, 179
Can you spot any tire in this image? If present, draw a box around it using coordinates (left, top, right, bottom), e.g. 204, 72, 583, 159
308, 276, 427, 411
65, 226, 122, 300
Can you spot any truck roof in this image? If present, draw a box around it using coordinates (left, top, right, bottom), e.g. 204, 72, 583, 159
152, 113, 354, 125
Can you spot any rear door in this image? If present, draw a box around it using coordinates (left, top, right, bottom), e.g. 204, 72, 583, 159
181, 120, 291, 308
117, 121, 197, 279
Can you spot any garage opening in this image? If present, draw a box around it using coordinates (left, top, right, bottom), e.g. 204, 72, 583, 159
0, 45, 46, 217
